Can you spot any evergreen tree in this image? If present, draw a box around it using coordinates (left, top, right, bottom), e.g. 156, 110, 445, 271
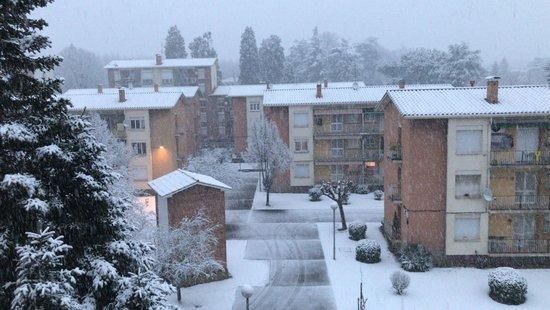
189, 31, 217, 58
0, 1, 173, 308
259, 35, 285, 83
380, 48, 447, 84
164, 25, 187, 59
439, 42, 484, 86
355, 38, 383, 83
284, 39, 310, 82
324, 39, 357, 82
238, 26, 260, 84
55, 44, 105, 91
307, 27, 324, 82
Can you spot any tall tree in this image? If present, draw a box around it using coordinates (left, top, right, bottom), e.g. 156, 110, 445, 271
246, 119, 291, 206
320, 180, 354, 230
164, 25, 187, 59
189, 31, 217, 58
380, 48, 447, 84
355, 38, 382, 83
284, 39, 310, 82
546, 62, 550, 84
0, 1, 173, 308
259, 35, 285, 83
307, 27, 324, 82
324, 39, 357, 82
439, 42, 484, 86
55, 44, 105, 91
239, 26, 260, 84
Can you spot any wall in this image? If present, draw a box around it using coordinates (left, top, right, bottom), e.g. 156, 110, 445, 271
289, 106, 314, 187
264, 106, 291, 192
125, 109, 153, 190
232, 97, 247, 153
246, 96, 263, 150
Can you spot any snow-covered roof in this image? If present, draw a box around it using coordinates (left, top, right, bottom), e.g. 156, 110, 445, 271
211, 85, 233, 96
227, 85, 266, 97
211, 81, 368, 98
148, 169, 231, 197
104, 58, 216, 69
62, 86, 198, 111
382, 85, 550, 119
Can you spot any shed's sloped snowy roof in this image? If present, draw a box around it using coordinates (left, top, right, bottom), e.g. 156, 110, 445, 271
262, 84, 453, 106
62, 86, 198, 111
384, 85, 550, 119
148, 169, 231, 197
104, 58, 216, 69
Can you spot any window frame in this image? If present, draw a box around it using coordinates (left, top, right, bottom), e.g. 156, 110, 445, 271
331, 114, 343, 132
455, 174, 482, 199
294, 163, 310, 179
454, 215, 481, 241
456, 129, 483, 155
131, 142, 147, 156
129, 117, 145, 130
294, 138, 309, 153
249, 101, 261, 112
293, 112, 309, 128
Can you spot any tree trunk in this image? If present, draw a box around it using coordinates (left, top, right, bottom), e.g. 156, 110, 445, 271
177, 286, 181, 303
337, 202, 347, 230
266, 187, 270, 206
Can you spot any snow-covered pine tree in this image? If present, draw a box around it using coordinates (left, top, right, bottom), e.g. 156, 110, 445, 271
307, 27, 325, 82
239, 26, 260, 84
0, 1, 173, 308
11, 228, 81, 309
259, 35, 285, 84
284, 39, 310, 82
189, 31, 217, 58
380, 48, 447, 84
55, 44, 105, 91
165, 25, 187, 59
246, 119, 291, 206
439, 42, 484, 87
324, 39, 357, 82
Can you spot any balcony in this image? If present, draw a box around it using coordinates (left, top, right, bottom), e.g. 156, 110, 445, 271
488, 238, 550, 254
488, 195, 550, 211
314, 124, 383, 137
315, 149, 368, 163
388, 184, 402, 203
490, 149, 550, 167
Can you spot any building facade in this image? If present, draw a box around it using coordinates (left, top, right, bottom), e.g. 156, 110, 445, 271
63, 86, 201, 190
380, 79, 550, 266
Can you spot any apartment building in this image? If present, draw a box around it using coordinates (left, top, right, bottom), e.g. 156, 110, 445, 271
63, 85, 201, 190
379, 78, 550, 266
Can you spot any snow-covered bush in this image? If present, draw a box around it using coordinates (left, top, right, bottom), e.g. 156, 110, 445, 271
390, 271, 410, 295
355, 240, 381, 263
348, 222, 367, 241
115, 269, 176, 309
187, 148, 242, 188
308, 187, 322, 201
354, 184, 369, 195
400, 244, 432, 272
373, 190, 383, 200
488, 267, 527, 305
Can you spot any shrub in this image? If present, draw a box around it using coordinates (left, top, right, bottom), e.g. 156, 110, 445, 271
390, 271, 410, 295
399, 244, 432, 272
355, 240, 381, 263
373, 190, 383, 200
308, 187, 322, 201
348, 222, 367, 241
488, 267, 527, 305
354, 184, 369, 194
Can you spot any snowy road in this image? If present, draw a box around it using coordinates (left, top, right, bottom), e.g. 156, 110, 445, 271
228, 203, 382, 309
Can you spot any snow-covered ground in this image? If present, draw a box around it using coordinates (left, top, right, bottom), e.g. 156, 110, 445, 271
318, 222, 550, 310
252, 191, 384, 212
168, 240, 269, 309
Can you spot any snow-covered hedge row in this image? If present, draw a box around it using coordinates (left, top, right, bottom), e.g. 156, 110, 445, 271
355, 240, 381, 263
488, 267, 527, 305
348, 222, 367, 241
399, 244, 432, 272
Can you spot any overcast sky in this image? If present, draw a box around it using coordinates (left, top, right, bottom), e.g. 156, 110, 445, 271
35, 0, 550, 69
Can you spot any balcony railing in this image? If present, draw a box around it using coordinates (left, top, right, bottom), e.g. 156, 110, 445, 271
488, 195, 550, 211
488, 238, 550, 254
490, 149, 550, 166
388, 184, 402, 203
314, 124, 383, 136
315, 149, 383, 162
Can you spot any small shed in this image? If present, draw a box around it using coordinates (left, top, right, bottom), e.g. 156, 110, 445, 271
149, 169, 231, 269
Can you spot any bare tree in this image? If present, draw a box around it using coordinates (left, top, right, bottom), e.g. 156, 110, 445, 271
246, 119, 291, 206
320, 180, 354, 230
186, 147, 242, 189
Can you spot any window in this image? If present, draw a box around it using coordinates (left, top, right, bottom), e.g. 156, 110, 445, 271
330, 165, 344, 181
249, 101, 260, 112
200, 126, 207, 136
131, 142, 147, 155
161, 70, 173, 85
129, 117, 145, 130
454, 216, 480, 241
141, 70, 153, 86
515, 172, 536, 204
455, 174, 481, 199
456, 130, 483, 155
294, 112, 309, 128
491, 133, 513, 150
294, 138, 309, 153
113, 70, 121, 82
347, 114, 361, 124
364, 136, 377, 149
218, 111, 225, 122
331, 139, 344, 157
544, 214, 550, 233
130, 166, 148, 181
199, 83, 206, 94
218, 125, 226, 136
347, 139, 360, 149
197, 68, 206, 79
294, 163, 310, 178
331, 114, 343, 132
200, 112, 207, 123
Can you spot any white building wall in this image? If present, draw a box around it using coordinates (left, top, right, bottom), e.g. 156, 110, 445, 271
125, 109, 153, 190
445, 118, 491, 255
245, 96, 263, 147
156, 196, 169, 229
289, 106, 314, 187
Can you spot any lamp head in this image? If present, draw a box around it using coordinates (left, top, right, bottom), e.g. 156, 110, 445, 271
241, 285, 254, 299
330, 203, 338, 210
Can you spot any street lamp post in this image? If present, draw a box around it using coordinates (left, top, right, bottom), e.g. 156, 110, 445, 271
330, 203, 338, 260
241, 285, 254, 310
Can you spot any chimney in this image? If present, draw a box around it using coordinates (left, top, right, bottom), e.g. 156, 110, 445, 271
97, 84, 103, 94
266, 82, 271, 90
155, 54, 162, 65
398, 79, 405, 89
323, 80, 328, 88
469, 80, 476, 87
316, 83, 322, 98
153, 83, 159, 92
485, 76, 500, 104
118, 88, 126, 102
